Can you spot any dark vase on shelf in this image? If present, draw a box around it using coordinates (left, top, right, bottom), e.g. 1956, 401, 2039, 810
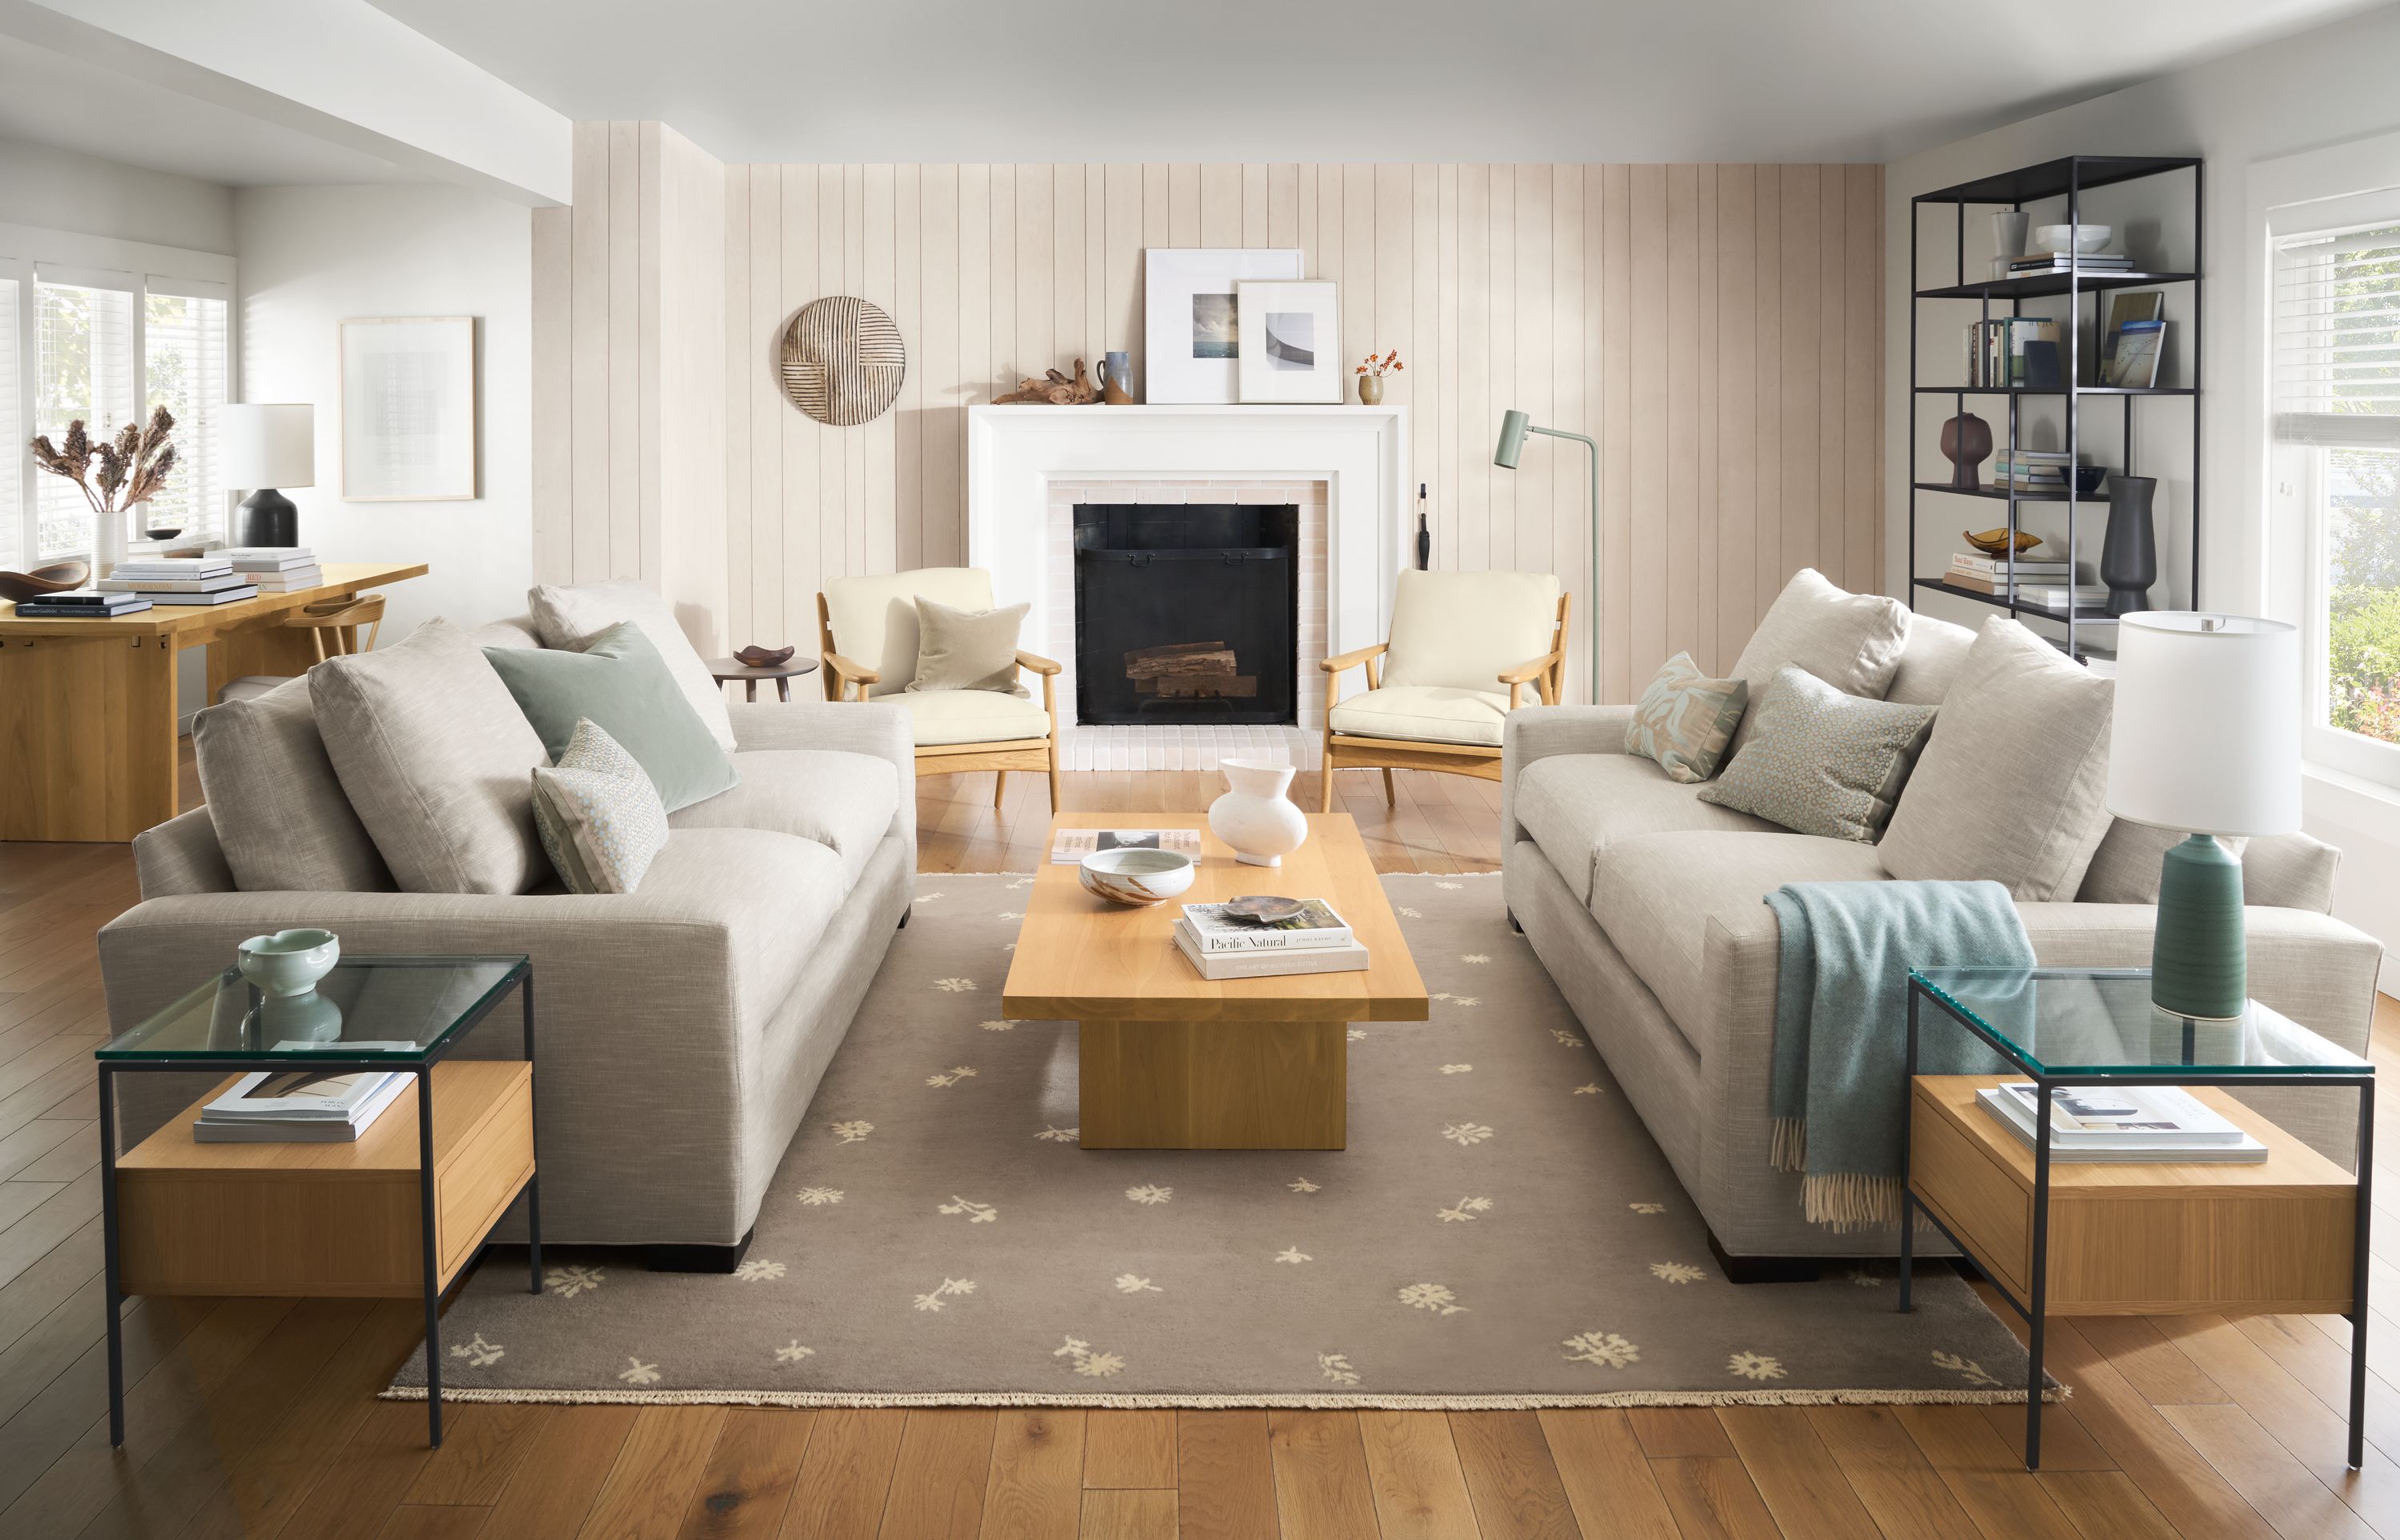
2102, 475, 2158, 616
1938, 412, 1992, 490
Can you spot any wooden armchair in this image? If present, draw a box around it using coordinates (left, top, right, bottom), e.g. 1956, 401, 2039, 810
1319, 570, 1567, 810
818, 567, 1062, 806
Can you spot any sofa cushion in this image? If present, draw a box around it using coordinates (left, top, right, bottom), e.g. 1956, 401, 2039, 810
1626, 651, 1749, 783
311, 617, 552, 896
1726, 568, 1911, 756
607, 826, 846, 1025
193, 675, 396, 894
1879, 617, 2115, 902
485, 622, 741, 813
528, 580, 738, 751
1379, 569, 1562, 694
2078, 821, 2249, 904
820, 567, 994, 697
1513, 754, 1777, 904
1885, 611, 1977, 706
1699, 666, 1937, 842
896, 687, 1052, 746
1328, 685, 1512, 746
669, 749, 901, 891
531, 719, 670, 894
1590, 829, 1889, 1054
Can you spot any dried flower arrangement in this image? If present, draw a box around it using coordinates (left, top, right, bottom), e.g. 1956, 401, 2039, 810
29, 406, 178, 525
1355, 349, 1404, 379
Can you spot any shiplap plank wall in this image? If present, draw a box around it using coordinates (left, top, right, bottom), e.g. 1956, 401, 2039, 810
541, 139, 1883, 702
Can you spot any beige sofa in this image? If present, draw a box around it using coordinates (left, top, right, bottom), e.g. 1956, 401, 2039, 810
1502, 602, 2386, 1262
98, 615, 914, 1265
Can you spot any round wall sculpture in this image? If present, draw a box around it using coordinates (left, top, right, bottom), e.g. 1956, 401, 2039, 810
780, 296, 907, 426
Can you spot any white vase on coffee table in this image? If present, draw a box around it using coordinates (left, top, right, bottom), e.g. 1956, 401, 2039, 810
1208, 758, 1308, 867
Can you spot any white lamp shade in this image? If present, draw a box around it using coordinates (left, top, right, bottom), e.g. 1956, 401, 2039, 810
2105, 613, 2301, 838
218, 402, 315, 489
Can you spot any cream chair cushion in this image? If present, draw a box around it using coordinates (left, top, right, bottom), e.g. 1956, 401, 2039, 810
821, 568, 994, 696
1327, 685, 1512, 747
1378, 569, 1562, 693
899, 688, 1053, 746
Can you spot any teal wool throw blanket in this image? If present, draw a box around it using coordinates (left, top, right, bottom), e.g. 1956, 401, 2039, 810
1766, 880, 2030, 1231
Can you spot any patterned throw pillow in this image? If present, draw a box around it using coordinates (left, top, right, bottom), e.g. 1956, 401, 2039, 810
1698, 666, 1938, 842
1624, 652, 1750, 784
530, 719, 670, 894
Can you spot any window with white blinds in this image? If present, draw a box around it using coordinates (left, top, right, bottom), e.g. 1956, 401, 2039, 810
34, 274, 136, 560
2275, 222, 2400, 447
142, 285, 229, 541
0, 278, 18, 573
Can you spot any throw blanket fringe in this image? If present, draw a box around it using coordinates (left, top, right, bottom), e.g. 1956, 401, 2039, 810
1769, 1115, 1806, 1174
1802, 1172, 1906, 1233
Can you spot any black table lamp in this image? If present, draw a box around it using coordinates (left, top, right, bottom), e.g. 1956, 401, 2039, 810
219, 403, 314, 546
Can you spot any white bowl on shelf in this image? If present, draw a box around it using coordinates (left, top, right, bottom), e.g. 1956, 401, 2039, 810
2031, 223, 2113, 256
1078, 847, 1197, 906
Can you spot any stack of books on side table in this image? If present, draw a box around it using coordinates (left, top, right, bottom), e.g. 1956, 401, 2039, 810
1174, 899, 1369, 980
10, 587, 153, 618
1976, 1082, 2266, 1162
97, 555, 258, 606
194, 1068, 408, 1143
225, 546, 322, 591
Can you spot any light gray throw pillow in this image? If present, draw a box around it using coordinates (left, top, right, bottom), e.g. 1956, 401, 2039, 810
908, 596, 1030, 696
1878, 618, 2116, 900
1698, 666, 1937, 842
1726, 568, 1912, 757
532, 718, 670, 894
193, 676, 395, 893
529, 580, 738, 751
310, 617, 552, 895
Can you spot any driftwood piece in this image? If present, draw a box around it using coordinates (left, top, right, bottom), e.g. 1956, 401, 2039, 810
994, 358, 1102, 405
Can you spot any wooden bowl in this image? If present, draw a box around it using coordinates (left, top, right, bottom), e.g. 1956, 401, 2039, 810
735, 643, 797, 668
0, 562, 90, 602
1962, 527, 2043, 557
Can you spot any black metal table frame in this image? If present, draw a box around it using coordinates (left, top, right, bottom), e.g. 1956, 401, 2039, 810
1896, 972, 2373, 1470
97, 960, 540, 1450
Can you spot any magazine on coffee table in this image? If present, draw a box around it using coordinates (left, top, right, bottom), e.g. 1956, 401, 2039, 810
1050, 828, 1204, 863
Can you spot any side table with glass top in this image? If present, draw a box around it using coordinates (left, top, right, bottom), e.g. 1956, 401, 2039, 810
94, 954, 539, 1449
1898, 966, 2371, 1471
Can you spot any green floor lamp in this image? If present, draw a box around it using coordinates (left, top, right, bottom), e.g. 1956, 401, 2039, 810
1494, 409, 1597, 702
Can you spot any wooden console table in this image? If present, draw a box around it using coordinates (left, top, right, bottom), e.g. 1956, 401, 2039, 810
0, 561, 427, 842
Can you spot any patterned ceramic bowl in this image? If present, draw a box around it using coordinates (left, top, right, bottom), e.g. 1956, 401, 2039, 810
1078, 848, 1196, 906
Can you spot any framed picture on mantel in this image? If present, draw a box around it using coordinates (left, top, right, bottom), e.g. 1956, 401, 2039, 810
1235, 281, 1342, 404
339, 316, 478, 501
1144, 249, 1303, 404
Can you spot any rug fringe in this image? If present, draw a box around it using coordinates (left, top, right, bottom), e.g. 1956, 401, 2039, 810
380, 1383, 2064, 1410
1801, 1171, 1906, 1233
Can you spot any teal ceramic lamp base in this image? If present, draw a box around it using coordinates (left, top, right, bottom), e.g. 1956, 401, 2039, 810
2150, 833, 2246, 1022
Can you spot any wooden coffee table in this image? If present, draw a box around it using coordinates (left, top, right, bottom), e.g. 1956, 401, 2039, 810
1002, 812, 1428, 1150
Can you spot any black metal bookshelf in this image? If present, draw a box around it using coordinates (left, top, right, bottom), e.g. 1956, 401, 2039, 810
1907, 154, 2202, 662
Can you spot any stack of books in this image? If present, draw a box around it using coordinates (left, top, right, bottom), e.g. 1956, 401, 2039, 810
1989, 449, 2071, 491
1976, 1082, 2265, 1163
1946, 551, 2073, 594
1173, 899, 1370, 980
10, 587, 153, 618
2008, 252, 2134, 276
2011, 585, 2114, 616
1963, 318, 2062, 388
1050, 828, 1205, 864
98, 556, 258, 606
225, 546, 322, 592
194, 1068, 408, 1144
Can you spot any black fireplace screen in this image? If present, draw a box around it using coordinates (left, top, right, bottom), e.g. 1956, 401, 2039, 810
1072, 502, 1298, 726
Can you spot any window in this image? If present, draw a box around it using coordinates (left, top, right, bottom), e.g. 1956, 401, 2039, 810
34, 272, 135, 560
142, 283, 230, 542
2274, 220, 2400, 786
0, 276, 18, 573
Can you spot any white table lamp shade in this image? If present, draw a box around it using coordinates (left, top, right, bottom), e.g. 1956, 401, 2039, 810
219, 403, 315, 490
2105, 613, 2301, 838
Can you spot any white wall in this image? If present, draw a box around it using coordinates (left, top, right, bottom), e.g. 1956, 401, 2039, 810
0, 135, 232, 250
1883, 3, 2400, 982
234, 182, 532, 640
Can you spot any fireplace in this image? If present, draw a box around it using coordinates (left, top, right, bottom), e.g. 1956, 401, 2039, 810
1072, 502, 1298, 726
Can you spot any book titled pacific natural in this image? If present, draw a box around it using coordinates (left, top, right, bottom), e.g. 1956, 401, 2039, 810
1180, 898, 1353, 952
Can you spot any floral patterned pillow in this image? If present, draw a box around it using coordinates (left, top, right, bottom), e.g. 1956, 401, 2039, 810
1624, 652, 1750, 783
530, 718, 669, 894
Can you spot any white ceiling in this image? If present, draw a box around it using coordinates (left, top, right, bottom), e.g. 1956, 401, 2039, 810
365, 0, 2386, 165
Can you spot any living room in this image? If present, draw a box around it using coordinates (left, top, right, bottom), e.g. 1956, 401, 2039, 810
4, 2, 2400, 1536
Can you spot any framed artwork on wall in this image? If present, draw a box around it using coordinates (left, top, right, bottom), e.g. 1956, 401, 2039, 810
1143, 248, 1304, 404
1235, 281, 1342, 404
339, 316, 477, 501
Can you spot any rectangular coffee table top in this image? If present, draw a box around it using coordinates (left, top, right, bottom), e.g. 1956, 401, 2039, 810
1001, 813, 1430, 1024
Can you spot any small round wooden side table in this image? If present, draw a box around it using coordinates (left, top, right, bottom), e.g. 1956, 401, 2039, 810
706, 656, 820, 702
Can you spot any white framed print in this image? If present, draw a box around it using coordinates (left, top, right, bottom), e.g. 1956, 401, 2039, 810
339, 316, 477, 501
1235, 281, 1342, 404
1143, 248, 1303, 403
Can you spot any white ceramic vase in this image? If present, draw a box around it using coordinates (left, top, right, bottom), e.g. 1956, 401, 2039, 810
1208, 758, 1307, 867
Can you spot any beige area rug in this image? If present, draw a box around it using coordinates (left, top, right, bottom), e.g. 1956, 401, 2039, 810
388, 872, 2047, 1410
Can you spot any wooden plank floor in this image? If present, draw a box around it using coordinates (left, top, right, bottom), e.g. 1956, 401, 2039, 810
1, 757, 2394, 1536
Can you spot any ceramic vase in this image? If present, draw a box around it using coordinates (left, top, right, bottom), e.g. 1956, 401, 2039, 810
1939, 412, 1992, 489
1208, 758, 1308, 867
1358, 374, 1384, 406
2102, 475, 2158, 616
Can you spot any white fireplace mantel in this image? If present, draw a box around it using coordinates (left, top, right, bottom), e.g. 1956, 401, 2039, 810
966, 405, 1410, 670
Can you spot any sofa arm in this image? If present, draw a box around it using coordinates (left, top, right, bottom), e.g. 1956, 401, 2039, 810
726, 698, 915, 854
1502, 705, 1636, 844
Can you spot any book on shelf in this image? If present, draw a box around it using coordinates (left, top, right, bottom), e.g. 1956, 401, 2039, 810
1171, 919, 1369, 979
1975, 1082, 2266, 1162
1180, 898, 1352, 952
97, 572, 250, 594
1049, 828, 1204, 863
1963, 317, 2062, 387
2102, 319, 2165, 388
2101, 292, 2164, 374
1943, 573, 2095, 597
2008, 254, 2134, 270
1950, 554, 2071, 577
193, 1068, 409, 1143
146, 586, 259, 606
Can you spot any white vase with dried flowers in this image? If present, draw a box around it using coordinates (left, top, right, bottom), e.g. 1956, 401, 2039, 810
28, 407, 178, 573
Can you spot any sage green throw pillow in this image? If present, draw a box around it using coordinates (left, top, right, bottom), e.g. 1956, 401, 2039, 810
485, 622, 739, 813
1625, 652, 1749, 783
1698, 666, 1938, 842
